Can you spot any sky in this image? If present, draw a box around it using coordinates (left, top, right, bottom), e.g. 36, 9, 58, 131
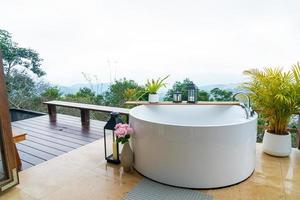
1, 0, 300, 86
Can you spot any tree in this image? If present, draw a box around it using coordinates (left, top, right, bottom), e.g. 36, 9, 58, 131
198, 90, 210, 101
0, 29, 46, 109
7, 70, 49, 110
209, 88, 233, 101
41, 86, 62, 101
0, 29, 45, 78
104, 78, 145, 107
164, 78, 209, 101
75, 87, 96, 98
65, 87, 103, 105
7, 70, 36, 108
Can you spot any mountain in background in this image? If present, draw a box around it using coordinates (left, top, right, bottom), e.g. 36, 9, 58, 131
157, 83, 242, 99
58, 83, 110, 95
58, 82, 242, 96
198, 83, 241, 92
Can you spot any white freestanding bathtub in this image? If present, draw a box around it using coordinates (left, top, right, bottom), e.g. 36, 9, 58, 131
129, 105, 257, 189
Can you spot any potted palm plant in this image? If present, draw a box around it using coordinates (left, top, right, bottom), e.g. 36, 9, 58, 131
145, 75, 169, 103
243, 65, 300, 156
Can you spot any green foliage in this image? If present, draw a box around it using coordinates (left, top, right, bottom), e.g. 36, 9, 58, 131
164, 78, 192, 101
0, 29, 44, 78
198, 90, 210, 101
145, 75, 169, 94
209, 88, 233, 101
53, 87, 105, 120
164, 78, 209, 101
243, 67, 300, 135
104, 78, 145, 107
124, 88, 147, 102
6, 70, 49, 110
41, 87, 62, 100
292, 62, 300, 85
65, 87, 103, 105
116, 135, 130, 144
75, 88, 96, 99
0, 29, 46, 110
292, 62, 300, 105
7, 70, 36, 108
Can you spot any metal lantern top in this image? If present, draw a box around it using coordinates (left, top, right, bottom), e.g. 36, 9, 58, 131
174, 90, 182, 95
104, 112, 123, 130
187, 83, 197, 90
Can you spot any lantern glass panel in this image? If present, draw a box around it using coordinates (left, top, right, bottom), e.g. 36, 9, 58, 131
173, 91, 182, 103
187, 84, 198, 103
103, 112, 123, 164
104, 129, 119, 162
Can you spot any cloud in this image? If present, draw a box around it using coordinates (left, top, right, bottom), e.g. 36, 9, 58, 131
1, 0, 300, 85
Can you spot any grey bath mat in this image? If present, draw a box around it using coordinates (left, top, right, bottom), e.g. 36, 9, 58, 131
123, 178, 213, 200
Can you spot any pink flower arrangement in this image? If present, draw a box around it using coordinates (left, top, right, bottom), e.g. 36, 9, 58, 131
114, 123, 134, 144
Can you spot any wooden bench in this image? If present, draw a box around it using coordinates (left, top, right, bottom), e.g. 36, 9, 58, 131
43, 101, 130, 128
12, 131, 27, 170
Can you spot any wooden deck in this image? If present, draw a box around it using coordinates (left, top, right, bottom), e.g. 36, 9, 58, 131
11, 114, 105, 170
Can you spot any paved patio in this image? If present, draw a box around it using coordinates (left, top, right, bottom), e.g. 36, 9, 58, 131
0, 141, 299, 200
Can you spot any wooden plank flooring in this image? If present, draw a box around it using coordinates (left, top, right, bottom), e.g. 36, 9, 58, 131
11, 114, 105, 170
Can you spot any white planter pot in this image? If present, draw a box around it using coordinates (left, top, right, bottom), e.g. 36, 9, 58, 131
148, 94, 159, 103
262, 131, 291, 157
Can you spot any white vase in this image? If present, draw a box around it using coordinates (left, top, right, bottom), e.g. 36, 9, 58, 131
121, 142, 133, 172
262, 131, 291, 157
148, 94, 159, 103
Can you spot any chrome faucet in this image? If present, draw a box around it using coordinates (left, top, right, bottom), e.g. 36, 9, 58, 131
232, 92, 254, 119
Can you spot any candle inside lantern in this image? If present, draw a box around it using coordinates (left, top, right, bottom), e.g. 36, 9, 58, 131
112, 141, 118, 160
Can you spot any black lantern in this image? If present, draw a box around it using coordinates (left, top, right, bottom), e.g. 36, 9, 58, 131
103, 112, 123, 164
187, 84, 198, 103
173, 90, 182, 103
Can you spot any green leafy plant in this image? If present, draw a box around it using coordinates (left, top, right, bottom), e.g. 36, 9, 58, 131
242, 66, 300, 135
145, 75, 169, 94
292, 62, 300, 113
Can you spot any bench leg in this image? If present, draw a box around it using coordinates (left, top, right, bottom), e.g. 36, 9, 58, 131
81, 109, 90, 129
48, 105, 57, 122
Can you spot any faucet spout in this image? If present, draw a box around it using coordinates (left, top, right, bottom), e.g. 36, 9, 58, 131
239, 103, 250, 119
233, 92, 254, 119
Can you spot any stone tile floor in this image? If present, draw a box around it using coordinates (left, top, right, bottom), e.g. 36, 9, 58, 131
1, 141, 299, 200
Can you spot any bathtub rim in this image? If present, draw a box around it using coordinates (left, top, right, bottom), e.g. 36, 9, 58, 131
129, 105, 258, 128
